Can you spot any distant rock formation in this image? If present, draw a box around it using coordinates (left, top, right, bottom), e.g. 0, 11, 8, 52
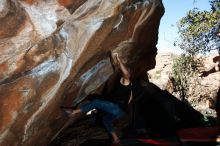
148, 53, 220, 117
0, 0, 164, 146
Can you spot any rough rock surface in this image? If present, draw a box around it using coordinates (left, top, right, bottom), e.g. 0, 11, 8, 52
148, 53, 220, 118
148, 53, 177, 90
0, 0, 164, 146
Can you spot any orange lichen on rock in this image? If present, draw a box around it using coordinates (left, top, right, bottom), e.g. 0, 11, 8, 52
0, 89, 22, 132
0, 77, 36, 132
22, 0, 36, 5
0, 1, 27, 39
0, 63, 9, 81
58, 0, 74, 7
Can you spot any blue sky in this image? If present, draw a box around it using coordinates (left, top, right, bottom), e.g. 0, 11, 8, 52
157, 0, 211, 54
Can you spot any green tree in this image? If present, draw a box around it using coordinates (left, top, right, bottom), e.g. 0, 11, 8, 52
177, 0, 220, 54
172, 0, 220, 101
172, 54, 202, 102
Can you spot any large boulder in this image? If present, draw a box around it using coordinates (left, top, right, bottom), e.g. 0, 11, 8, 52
0, 0, 164, 146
